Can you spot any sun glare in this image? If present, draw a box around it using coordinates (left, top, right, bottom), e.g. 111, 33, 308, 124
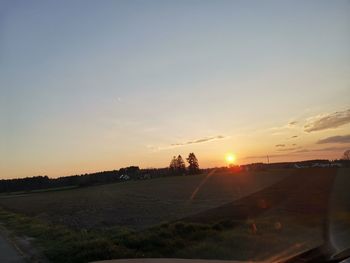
225, 153, 236, 164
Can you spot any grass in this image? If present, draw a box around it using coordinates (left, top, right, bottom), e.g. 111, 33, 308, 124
0, 185, 79, 196
0, 206, 324, 263
0, 208, 238, 262
0, 208, 133, 262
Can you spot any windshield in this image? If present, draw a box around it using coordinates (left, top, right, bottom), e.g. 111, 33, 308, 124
1, 1, 350, 263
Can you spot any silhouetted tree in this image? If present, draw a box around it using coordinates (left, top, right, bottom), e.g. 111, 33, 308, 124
177, 155, 186, 175
169, 156, 178, 174
186, 152, 199, 174
342, 150, 350, 160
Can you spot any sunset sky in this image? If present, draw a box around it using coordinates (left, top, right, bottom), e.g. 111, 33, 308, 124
1, 0, 350, 179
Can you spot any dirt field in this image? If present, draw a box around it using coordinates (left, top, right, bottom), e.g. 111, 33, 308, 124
0, 169, 291, 230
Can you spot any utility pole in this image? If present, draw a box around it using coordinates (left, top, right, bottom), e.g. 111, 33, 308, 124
266, 154, 270, 164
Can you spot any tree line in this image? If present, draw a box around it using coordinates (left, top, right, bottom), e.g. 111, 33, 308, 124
0, 166, 165, 193
2, 150, 348, 194
0, 153, 201, 193
169, 152, 200, 175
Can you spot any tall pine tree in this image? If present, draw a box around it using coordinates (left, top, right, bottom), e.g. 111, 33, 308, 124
176, 155, 186, 175
169, 156, 177, 174
186, 153, 199, 174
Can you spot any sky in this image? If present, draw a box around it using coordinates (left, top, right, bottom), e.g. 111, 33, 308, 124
1, 0, 350, 179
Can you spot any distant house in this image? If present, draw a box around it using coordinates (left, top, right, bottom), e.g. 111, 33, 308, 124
294, 162, 342, 168
330, 163, 342, 167
119, 175, 130, 181
311, 163, 330, 168
294, 164, 307, 169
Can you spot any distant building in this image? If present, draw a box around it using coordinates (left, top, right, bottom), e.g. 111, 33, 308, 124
119, 174, 130, 181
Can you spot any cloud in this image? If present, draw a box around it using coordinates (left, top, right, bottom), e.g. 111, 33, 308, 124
147, 135, 228, 151
293, 148, 311, 153
295, 146, 348, 153
244, 146, 347, 160
313, 146, 348, 152
304, 109, 350, 132
276, 146, 302, 152
244, 145, 348, 160
243, 153, 290, 159
170, 135, 227, 147
275, 144, 285, 147
270, 122, 298, 133
290, 135, 298, 139
317, 135, 350, 144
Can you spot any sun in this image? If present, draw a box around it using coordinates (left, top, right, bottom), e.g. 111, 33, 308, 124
225, 153, 236, 164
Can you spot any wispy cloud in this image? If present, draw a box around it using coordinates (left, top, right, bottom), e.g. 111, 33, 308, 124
270, 122, 298, 132
295, 146, 349, 153
244, 146, 347, 160
275, 144, 285, 147
171, 135, 227, 146
293, 149, 311, 153
243, 153, 290, 159
276, 146, 302, 152
290, 135, 298, 139
304, 109, 350, 132
317, 135, 350, 144
267, 120, 300, 136
148, 135, 228, 151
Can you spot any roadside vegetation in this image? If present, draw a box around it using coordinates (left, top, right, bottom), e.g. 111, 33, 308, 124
0, 206, 324, 263
0, 207, 242, 263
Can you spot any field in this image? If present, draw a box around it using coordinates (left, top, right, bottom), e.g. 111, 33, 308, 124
0, 168, 344, 263
0, 169, 291, 230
